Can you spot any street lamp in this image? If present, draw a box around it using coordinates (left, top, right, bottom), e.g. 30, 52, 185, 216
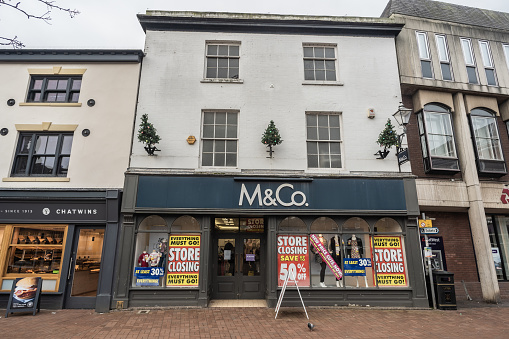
392, 103, 412, 172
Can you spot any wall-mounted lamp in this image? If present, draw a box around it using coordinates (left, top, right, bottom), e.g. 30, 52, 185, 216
0, 128, 8, 136
7, 99, 15, 106
87, 99, 96, 107
392, 103, 413, 172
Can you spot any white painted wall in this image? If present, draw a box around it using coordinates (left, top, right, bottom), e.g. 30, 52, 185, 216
0, 62, 141, 189
132, 30, 408, 173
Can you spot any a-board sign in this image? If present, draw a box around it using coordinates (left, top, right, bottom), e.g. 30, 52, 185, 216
5, 277, 42, 318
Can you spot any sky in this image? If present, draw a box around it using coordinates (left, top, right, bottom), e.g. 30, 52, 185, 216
1, 0, 509, 49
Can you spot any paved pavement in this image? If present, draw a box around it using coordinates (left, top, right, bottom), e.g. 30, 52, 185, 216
1, 301, 509, 338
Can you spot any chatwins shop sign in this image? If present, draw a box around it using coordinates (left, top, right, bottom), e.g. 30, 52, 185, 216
135, 176, 408, 212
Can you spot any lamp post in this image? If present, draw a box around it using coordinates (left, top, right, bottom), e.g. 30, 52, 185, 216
392, 103, 412, 172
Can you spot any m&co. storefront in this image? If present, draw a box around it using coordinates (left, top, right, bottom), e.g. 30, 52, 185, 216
113, 174, 428, 309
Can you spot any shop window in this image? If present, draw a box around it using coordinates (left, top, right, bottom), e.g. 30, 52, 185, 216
487, 216, 508, 280
372, 218, 408, 287
172, 216, 200, 231
343, 217, 370, 232
133, 215, 201, 288
310, 217, 338, 232
1, 225, 66, 292
468, 108, 507, 175
417, 104, 460, 173
279, 216, 307, 232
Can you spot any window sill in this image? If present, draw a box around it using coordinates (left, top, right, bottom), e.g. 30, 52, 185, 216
201, 78, 244, 84
19, 102, 82, 107
302, 81, 344, 86
3, 177, 70, 182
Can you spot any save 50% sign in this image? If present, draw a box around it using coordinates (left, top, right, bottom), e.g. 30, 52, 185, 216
280, 262, 307, 281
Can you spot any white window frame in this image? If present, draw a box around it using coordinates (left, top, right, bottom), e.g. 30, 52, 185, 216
201, 110, 238, 168
203, 42, 241, 82
416, 31, 433, 79
305, 112, 342, 169
479, 40, 497, 86
435, 34, 453, 81
471, 114, 503, 161
302, 44, 338, 83
460, 38, 479, 84
503, 44, 509, 71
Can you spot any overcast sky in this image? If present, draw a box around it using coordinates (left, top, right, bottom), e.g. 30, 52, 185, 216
2, 0, 509, 49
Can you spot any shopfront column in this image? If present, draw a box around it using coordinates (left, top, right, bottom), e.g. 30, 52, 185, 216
453, 92, 501, 303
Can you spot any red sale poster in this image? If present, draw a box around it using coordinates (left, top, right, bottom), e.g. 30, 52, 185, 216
277, 235, 310, 287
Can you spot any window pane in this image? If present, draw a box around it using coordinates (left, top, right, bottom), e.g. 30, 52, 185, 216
229, 58, 239, 68
46, 92, 57, 102
33, 79, 43, 90
325, 60, 335, 71
216, 112, 226, 124
486, 69, 496, 86
46, 136, 58, 153
304, 70, 315, 80
204, 112, 214, 124
326, 70, 336, 81
226, 125, 237, 138
466, 66, 478, 84
315, 70, 325, 80
34, 136, 48, 154
317, 115, 328, 127
206, 67, 217, 78
61, 136, 73, 154
307, 114, 317, 127
324, 48, 335, 58
417, 33, 429, 59
203, 125, 214, 138
330, 128, 340, 140
18, 135, 32, 154
214, 153, 225, 166
229, 68, 239, 78
421, 60, 433, 78
215, 140, 225, 152
318, 142, 329, 155
314, 47, 324, 58
226, 140, 237, 152
218, 45, 228, 56
479, 42, 492, 67
47, 80, 58, 90
215, 125, 226, 138
58, 156, 70, 175
307, 142, 317, 154
441, 63, 452, 81
304, 60, 314, 70
72, 79, 81, 90
303, 47, 313, 57
308, 154, 318, 168
13, 156, 28, 175
314, 60, 325, 71
208, 45, 218, 55
56, 93, 67, 102
319, 154, 331, 168
202, 153, 213, 166
56, 79, 68, 90
461, 39, 474, 65
436, 36, 448, 62
71, 92, 80, 102
318, 127, 329, 140
330, 142, 341, 154
227, 112, 237, 125
329, 115, 340, 128
229, 45, 239, 57
330, 154, 341, 168
31, 156, 54, 175
218, 58, 228, 67
203, 140, 213, 152
217, 68, 228, 78
307, 127, 317, 140
225, 153, 237, 167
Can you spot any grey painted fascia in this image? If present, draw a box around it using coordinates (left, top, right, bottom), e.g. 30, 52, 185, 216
137, 15, 404, 37
0, 50, 144, 63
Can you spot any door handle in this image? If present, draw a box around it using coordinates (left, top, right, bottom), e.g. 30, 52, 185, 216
67, 257, 73, 280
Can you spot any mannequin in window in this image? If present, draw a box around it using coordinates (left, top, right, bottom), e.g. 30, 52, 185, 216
329, 235, 343, 287
138, 250, 149, 267
311, 234, 328, 287
149, 249, 161, 267
347, 234, 367, 287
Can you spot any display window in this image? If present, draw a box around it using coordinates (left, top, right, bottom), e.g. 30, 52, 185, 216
487, 216, 509, 280
0, 225, 67, 292
276, 216, 408, 289
132, 215, 201, 288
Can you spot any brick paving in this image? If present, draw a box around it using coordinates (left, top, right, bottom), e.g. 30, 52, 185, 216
1, 302, 509, 338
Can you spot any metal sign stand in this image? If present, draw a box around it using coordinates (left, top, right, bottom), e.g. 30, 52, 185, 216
275, 272, 309, 320
420, 213, 436, 310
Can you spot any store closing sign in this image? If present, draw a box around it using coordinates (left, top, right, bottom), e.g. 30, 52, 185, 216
277, 235, 310, 287
167, 235, 200, 287
370, 236, 408, 287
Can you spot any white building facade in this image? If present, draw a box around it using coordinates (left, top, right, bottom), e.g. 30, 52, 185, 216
115, 12, 428, 309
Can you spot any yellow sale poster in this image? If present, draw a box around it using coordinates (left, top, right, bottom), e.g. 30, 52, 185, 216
371, 236, 408, 287
167, 235, 200, 287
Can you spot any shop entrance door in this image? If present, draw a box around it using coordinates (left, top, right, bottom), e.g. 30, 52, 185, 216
213, 233, 265, 299
64, 228, 105, 309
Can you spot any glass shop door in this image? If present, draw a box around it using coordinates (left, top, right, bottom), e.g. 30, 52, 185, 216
213, 233, 264, 299
64, 228, 105, 309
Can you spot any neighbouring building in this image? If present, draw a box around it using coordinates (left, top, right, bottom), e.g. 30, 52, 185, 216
382, 0, 509, 303
112, 11, 430, 309
0, 49, 143, 312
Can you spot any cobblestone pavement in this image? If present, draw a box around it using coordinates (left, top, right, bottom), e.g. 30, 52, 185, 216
1, 303, 509, 338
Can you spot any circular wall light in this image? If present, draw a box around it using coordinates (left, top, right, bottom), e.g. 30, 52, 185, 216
87, 99, 96, 107
0, 128, 8, 136
7, 99, 15, 106
82, 129, 91, 137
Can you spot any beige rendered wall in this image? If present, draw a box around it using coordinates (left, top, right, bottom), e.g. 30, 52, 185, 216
0, 62, 140, 189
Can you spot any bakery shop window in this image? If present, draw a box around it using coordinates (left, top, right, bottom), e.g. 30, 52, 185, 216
1, 225, 67, 292
371, 218, 408, 288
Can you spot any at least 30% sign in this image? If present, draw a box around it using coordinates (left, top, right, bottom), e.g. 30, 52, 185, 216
280, 262, 307, 281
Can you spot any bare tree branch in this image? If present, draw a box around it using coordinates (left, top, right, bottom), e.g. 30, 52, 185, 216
0, 36, 25, 49
0, 0, 80, 48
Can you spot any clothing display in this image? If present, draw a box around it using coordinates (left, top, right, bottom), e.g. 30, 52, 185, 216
149, 250, 161, 267
138, 251, 149, 267
347, 236, 363, 258
329, 235, 343, 284
311, 234, 328, 284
